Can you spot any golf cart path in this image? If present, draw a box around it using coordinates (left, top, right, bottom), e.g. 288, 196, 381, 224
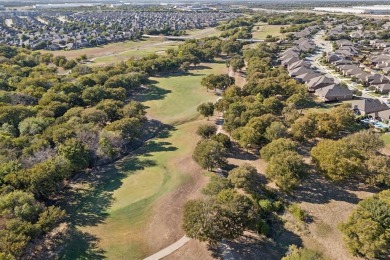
143, 236, 190, 260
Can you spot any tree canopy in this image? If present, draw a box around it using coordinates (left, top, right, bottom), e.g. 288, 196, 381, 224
340, 190, 390, 259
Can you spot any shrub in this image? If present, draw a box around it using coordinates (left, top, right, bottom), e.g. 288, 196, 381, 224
289, 204, 308, 222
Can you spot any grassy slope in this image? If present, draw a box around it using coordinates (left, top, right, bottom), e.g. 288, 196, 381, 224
65, 62, 225, 259
42, 27, 221, 63
41, 38, 165, 60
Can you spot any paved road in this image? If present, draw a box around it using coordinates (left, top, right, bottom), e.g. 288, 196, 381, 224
143, 236, 191, 260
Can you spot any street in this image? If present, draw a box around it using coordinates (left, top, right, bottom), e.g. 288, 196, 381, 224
305, 30, 389, 103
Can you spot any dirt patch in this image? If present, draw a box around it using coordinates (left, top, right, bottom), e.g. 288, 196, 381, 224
163, 240, 214, 260
144, 156, 208, 254
288, 174, 376, 260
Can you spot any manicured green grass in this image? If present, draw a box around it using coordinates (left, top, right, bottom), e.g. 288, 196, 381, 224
380, 133, 390, 149
251, 24, 285, 39
144, 62, 226, 125
82, 122, 198, 259
303, 101, 350, 114
63, 62, 224, 259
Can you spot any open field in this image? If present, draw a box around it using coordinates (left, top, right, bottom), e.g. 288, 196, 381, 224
90, 41, 181, 67
252, 23, 286, 39
41, 37, 166, 60
40, 27, 221, 64
61, 63, 224, 259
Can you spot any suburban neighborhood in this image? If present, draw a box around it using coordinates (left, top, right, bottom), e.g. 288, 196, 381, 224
0, 10, 239, 50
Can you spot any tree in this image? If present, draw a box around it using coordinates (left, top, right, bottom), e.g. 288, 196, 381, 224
81, 108, 108, 125
104, 117, 142, 143
232, 126, 260, 150
63, 60, 77, 70
365, 155, 390, 186
260, 138, 296, 162
197, 102, 214, 120
193, 140, 227, 171
58, 138, 90, 171
211, 133, 232, 148
0, 190, 65, 258
228, 163, 258, 192
340, 190, 390, 259
202, 175, 233, 196
265, 121, 288, 141
221, 40, 242, 56
121, 101, 146, 120
183, 189, 253, 244
345, 130, 384, 154
227, 56, 245, 73
310, 139, 364, 181
18, 117, 53, 136
266, 151, 306, 191
286, 93, 311, 109
196, 124, 217, 139
201, 74, 235, 92
263, 96, 283, 115
291, 114, 317, 141
7, 156, 73, 198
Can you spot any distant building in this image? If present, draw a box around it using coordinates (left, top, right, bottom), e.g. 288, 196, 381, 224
314, 5, 390, 14
33, 3, 102, 9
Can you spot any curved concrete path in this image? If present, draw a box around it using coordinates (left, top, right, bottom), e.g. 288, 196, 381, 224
143, 236, 191, 260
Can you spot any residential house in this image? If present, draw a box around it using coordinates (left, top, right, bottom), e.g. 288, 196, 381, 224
307, 76, 335, 91
315, 84, 353, 101
351, 98, 389, 115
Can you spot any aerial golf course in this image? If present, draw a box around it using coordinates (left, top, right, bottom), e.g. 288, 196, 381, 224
62, 61, 226, 259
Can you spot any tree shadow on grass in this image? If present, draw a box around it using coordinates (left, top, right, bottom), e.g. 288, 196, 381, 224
55, 120, 178, 258
133, 84, 171, 103
58, 155, 158, 227
289, 173, 360, 205
227, 144, 258, 161
209, 228, 302, 260
190, 65, 212, 70
60, 227, 106, 260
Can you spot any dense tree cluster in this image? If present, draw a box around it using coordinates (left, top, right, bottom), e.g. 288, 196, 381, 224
311, 131, 390, 185
218, 17, 255, 40
0, 190, 65, 258
217, 43, 309, 151
291, 104, 357, 141
0, 35, 228, 257
183, 164, 283, 244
